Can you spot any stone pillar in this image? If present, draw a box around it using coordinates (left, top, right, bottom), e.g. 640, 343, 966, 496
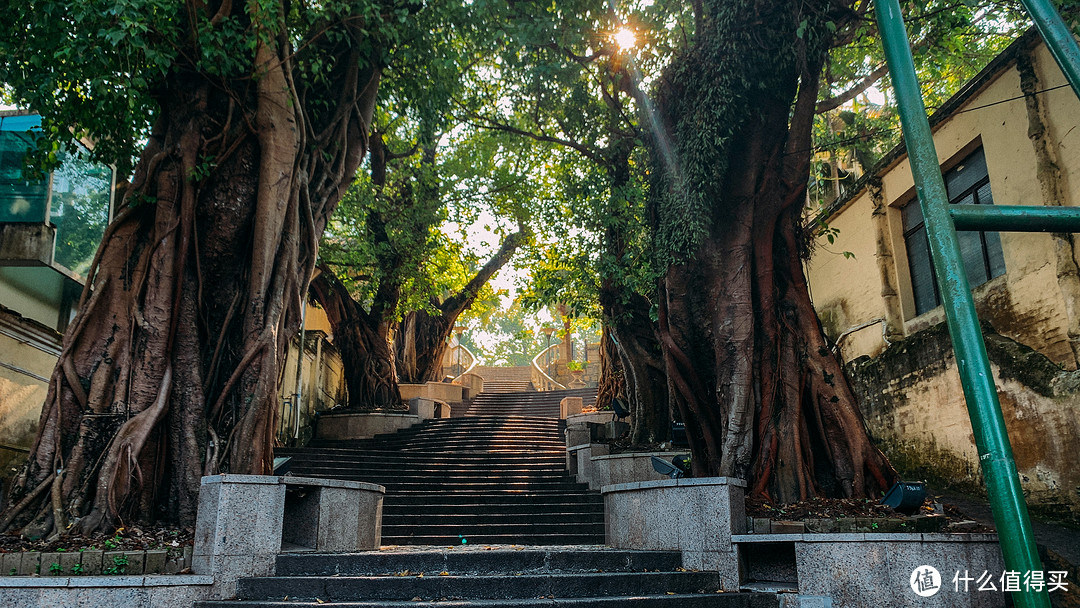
602, 477, 746, 590
193, 475, 286, 599
559, 396, 584, 418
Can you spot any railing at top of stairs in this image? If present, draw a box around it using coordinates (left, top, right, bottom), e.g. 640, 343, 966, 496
531, 343, 566, 391
444, 342, 479, 383
872, 1, 1080, 604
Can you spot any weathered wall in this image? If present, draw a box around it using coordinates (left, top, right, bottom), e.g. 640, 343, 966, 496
807, 38, 1080, 369
848, 324, 1080, 518
0, 308, 60, 508
276, 303, 346, 446
805, 36, 1080, 518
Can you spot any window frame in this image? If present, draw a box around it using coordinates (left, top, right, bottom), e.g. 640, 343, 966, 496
901, 147, 1005, 318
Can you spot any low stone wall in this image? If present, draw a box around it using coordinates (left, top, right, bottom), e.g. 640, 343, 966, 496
735, 532, 1005, 608
565, 412, 613, 427
398, 382, 464, 405
455, 373, 483, 396
1, 546, 192, 577
0, 575, 213, 607
587, 451, 684, 491
315, 411, 420, 440
566, 443, 608, 486
194, 474, 384, 598
602, 477, 745, 590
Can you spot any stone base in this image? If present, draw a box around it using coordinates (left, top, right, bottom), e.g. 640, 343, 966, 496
398, 382, 464, 405
0, 575, 214, 607
602, 477, 746, 591
734, 532, 1006, 608
315, 411, 420, 440
586, 451, 687, 491
194, 474, 384, 598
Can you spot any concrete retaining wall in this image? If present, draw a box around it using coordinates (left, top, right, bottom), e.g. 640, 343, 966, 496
567, 443, 608, 486
398, 382, 464, 405
736, 532, 1005, 608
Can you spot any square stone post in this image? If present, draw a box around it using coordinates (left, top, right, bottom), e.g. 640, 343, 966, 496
193, 475, 286, 599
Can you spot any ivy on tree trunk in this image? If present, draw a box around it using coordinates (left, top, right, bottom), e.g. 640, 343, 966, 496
647, 0, 895, 502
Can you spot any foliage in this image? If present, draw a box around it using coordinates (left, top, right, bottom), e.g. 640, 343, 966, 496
0, 0, 412, 176
463, 302, 547, 367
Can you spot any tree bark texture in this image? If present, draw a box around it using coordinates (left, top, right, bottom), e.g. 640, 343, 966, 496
395, 229, 527, 383
2, 2, 381, 535
648, 0, 894, 503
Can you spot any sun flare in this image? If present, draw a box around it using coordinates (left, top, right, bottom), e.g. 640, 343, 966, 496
613, 28, 637, 51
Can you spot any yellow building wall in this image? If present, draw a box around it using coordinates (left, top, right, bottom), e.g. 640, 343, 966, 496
809, 40, 1080, 367
0, 321, 59, 503
807, 38, 1080, 517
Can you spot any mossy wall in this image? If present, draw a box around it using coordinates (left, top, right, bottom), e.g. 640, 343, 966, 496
848, 323, 1080, 520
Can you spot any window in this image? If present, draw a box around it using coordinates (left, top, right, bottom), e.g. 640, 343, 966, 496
903, 147, 1006, 316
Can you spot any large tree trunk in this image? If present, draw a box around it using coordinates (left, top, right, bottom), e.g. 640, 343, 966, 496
310, 268, 400, 409
648, 0, 894, 503
601, 292, 669, 445
395, 229, 527, 383
1, 3, 381, 535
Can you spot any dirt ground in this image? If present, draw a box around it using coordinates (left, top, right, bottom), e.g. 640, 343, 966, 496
0, 525, 193, 554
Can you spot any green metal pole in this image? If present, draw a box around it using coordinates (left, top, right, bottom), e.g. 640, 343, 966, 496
950, 204, 1080, 232
1017, 0, 1080, 99
873, 1, 1049, 606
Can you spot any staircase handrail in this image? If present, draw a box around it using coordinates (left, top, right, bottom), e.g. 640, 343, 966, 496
448, 343, 479, 383
530, 343, 566, 392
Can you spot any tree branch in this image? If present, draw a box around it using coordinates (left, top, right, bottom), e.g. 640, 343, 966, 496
455, 101, 605, 163
440, 228, 528, 319
816, 63, 889, 113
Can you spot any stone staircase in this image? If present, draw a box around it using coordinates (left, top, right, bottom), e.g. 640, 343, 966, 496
224, 388, 780, 607
472, 365, 535, 393
194, 547, 778, 607
276, 388, 604, 545
462, 387, 597, 417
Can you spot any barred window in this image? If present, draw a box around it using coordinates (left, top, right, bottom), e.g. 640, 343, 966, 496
903, 147, 1006, 316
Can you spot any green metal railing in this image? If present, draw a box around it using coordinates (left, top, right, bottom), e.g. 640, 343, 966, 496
872, 1, 1080, 606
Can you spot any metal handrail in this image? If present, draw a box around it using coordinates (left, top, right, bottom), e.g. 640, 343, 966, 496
530, 343, 566, 391
449, 343, 479, 383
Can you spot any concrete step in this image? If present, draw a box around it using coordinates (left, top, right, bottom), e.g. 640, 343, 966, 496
383, 503, 605, 515
383, 494, 602, 506
381, 533, 606, 545
381, 522, 606, 538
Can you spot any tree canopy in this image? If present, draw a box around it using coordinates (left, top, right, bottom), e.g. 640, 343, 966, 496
0, 0, 1046, 535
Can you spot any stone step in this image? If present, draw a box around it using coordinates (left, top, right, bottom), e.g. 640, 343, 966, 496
273, 549, 684, 576
326, 482, 590, 492
233, 571, 721, 601
383, 503, 605, 515
284, 460, 567, 471
197, 595, 773, 607
382, 522, 605, 537
383, 494, 602, 506
381, 533, 606, 545
384, 513, 603, 525
288, 471, 575, 483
